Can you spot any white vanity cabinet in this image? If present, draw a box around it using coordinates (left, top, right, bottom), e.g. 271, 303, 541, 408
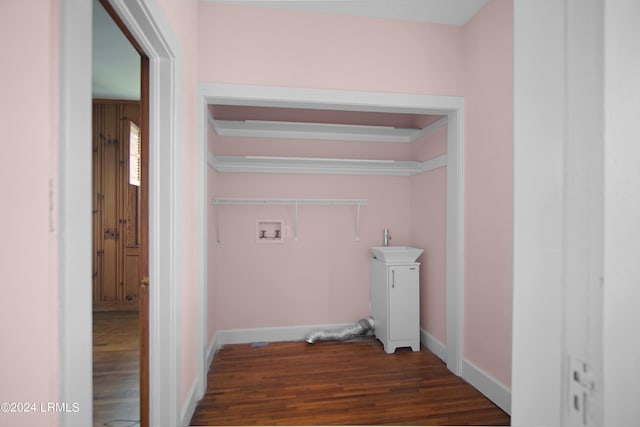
370, 258, 420, 353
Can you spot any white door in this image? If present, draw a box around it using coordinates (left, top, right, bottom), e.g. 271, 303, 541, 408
512, 1, 605, 425
563, 1, 604, 425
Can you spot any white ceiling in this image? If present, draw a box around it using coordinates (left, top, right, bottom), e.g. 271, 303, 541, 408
207, 0, 489, 25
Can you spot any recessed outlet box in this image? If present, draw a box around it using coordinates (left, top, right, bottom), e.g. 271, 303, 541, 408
256, 219, 284, 243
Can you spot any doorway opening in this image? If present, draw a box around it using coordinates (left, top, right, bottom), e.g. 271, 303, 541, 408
60, 0, 180, 424
92, 0, 149, 425
196, 84, 465, 394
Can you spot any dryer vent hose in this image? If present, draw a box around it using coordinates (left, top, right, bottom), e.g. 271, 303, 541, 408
304, 317, 375, 344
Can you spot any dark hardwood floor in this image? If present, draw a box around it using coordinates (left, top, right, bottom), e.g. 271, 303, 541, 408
93, 311, 140, 427
190, 338, 510, 426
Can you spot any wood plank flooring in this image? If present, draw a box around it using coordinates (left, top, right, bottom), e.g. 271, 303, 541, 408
93, 311, 140, 427
190, 338, 510, 426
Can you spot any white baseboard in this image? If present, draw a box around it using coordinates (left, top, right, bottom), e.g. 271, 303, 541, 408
462, 358, 512, 415
419, 328, 511, 415
205, 322, 355, 371
212, 322, 354, 348
206, 332, 221, 368
180, 378, 199, 427
420, 328, 447, 362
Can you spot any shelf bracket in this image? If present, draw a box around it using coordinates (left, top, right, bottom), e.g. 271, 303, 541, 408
293, 202, 299, 240
215, 203, 221, 243
355, 203, 361, 241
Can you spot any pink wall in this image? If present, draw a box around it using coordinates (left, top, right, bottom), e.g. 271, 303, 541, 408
209, 118, 413, 329
0, 1, 61, 426
200, 0, 513, 390
157, 0, 200, 406
212, 173, 411, 329
213, 135, 412, 160
198, 3, 464, 95
208, 113, 415, 329
462, 0, 513, 387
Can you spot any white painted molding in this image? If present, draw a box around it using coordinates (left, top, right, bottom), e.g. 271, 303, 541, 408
180, 379, 199, 427
196, 80, 210, 403
462, 359, 512, 415
446, 110, 464, 376
59, 2, 93, 426
211, 155, 425, 176
212, 325, 444, 362
212, 119, 423, 143
208, 110, 447, 144
420, 154, 447, 173
207, 333, 221, 368
209, 155, 447, 176
415, 116, 448, 139
106, 1, 183, 426
200, 82, 462, 114
213, 322, 356, 347
420, 329, 447, 362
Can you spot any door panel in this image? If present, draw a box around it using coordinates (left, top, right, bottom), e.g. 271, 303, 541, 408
102, 103, 120, 302
389, 266, 419, 341
93, 101, 140, 309
138, 54, 150, 427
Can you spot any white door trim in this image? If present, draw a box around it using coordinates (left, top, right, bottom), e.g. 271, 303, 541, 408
58, 2, 93, 425
59, 1, 182, 426
195, 83, 465, 394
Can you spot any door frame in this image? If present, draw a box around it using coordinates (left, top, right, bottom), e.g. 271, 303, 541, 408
58, 1, 182, 425
195, 84, 465, 394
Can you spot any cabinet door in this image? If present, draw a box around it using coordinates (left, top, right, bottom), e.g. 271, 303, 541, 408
389, 266, 419, 341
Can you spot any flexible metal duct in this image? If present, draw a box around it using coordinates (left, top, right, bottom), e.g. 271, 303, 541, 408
304, 316, 375, 344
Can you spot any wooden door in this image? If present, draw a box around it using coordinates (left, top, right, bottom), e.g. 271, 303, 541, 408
92, 100, 141, 310
138, 55, 150, 427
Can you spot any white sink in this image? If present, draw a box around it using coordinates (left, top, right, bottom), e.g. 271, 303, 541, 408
370, 246, 423, 263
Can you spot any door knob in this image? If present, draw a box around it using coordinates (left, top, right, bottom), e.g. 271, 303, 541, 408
140, 276, 149, 286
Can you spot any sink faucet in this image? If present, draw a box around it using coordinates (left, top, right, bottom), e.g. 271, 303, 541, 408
383, 228, 391, 246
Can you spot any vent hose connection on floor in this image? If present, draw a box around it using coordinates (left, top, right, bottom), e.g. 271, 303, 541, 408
304, 316, 375, 344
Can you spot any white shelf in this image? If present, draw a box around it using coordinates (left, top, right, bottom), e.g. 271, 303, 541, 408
209, 155, 442, 176
214, 197, 368, 206
212, 119, 423, 143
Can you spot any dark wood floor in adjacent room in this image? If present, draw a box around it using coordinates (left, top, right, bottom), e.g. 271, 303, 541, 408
190, 338, 510, 426
93, 311, 139, 427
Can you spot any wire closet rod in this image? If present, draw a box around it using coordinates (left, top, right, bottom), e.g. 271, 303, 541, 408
212, 198, 368, 242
